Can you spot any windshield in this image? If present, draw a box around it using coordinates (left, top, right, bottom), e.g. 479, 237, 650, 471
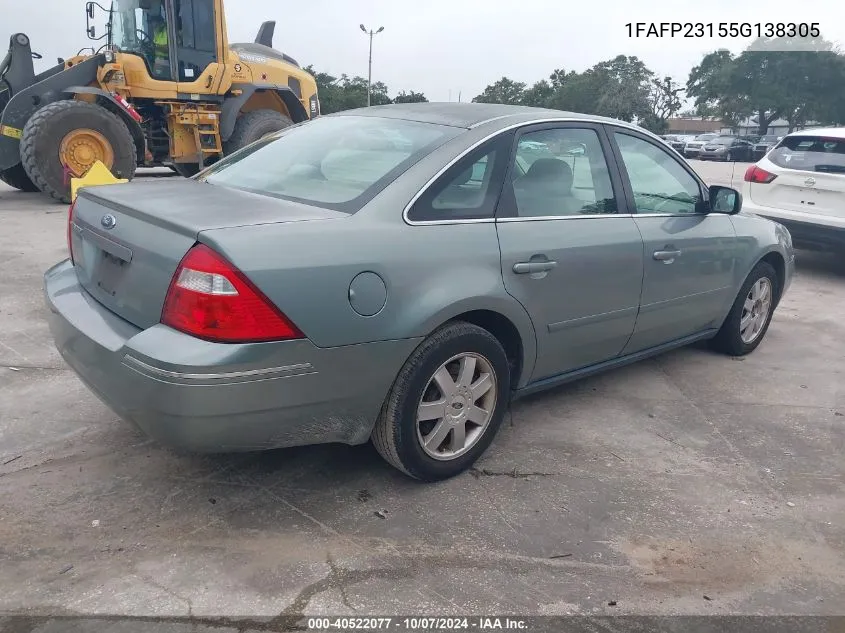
695, 134, 717, 141
759, 136, 779, 143
199, 115, 462, 213
768, 136, 845, 174
109, 0, 167, 56
709, 137, 734, 146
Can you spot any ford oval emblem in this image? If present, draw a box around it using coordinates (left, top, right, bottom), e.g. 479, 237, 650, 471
101, 214, 117, 230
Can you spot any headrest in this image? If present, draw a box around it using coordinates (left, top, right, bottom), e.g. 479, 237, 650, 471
524, 158, 572, 182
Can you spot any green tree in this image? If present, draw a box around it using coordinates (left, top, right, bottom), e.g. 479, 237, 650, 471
641, 76, 684, 133
687, 37, 845, 135
521, 80, 553, 108
472, 77, 527, 105
589, 55, 654, 122
303, 66, 392, 113
393, 90, 428, 103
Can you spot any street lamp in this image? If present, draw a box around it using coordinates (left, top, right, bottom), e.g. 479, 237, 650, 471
359, 23, 384, 107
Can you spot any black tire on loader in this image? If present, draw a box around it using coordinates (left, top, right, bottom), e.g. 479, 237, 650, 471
223, 109, 293, 155
20, 100, 137, 203
0, 163, 39, 192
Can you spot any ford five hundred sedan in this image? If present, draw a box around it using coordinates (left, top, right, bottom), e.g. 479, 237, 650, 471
45, 103, 795, 481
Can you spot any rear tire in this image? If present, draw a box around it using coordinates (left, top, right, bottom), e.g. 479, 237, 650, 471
711, 261, 779, 356
372, 322, 510, 481
20, 100, 136, 203
0, 163, 39, 192
223, 109, 293, 155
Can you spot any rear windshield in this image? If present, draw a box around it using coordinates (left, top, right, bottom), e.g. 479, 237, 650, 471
768, 136, 845, 174
199, 115, 461, 213
709, 137, 734, 145
758, 136, 779, 143
695, 134, 717, 141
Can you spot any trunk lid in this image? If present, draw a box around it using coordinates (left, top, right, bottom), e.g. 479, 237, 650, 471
70, 180, 346, 329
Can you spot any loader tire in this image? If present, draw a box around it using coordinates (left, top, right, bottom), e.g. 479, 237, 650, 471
0, 164, 39, 192
20, 100, 137, 203
223, 109, 293, 155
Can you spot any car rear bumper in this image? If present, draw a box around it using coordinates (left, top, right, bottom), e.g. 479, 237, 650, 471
698, 152, 728, 160
741, 202, 845, 251
44, 260, 419, 453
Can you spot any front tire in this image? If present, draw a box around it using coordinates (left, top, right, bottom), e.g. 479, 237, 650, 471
372, 322, 511, 481
711, 261, 779, 356
20, 100, 137, 203
223, 109, 293, 155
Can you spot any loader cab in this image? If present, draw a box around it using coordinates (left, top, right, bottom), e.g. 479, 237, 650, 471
106, 0, 220, 84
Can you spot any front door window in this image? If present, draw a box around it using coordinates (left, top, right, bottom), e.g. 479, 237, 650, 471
613, 132, 703, 215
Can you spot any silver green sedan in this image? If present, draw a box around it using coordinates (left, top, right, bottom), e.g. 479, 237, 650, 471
44, 103, 795, 481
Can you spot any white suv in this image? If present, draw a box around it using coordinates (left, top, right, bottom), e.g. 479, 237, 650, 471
740, 128, 845, 252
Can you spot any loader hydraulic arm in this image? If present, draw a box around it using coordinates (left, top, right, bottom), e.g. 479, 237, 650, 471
1, 34, 37, 95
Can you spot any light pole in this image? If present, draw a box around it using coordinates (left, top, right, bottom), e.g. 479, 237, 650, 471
359, 23, 384, 107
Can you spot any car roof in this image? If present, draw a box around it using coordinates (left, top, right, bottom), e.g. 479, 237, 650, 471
784, 127, 845, 139
327, 102, 632, 130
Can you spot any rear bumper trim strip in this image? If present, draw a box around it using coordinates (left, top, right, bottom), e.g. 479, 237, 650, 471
122, 354, 314, 381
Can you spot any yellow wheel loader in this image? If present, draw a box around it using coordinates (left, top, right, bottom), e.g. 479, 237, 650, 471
0, 0, 319, 202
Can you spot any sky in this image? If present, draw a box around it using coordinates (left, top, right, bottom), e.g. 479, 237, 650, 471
2, 0, 843, 103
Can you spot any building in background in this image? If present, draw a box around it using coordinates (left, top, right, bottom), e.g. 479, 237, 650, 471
666, 118, 723, 135
720, 117, 824, 136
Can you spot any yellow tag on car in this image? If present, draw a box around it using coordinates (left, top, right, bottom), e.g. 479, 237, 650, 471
0, 125, 23, 139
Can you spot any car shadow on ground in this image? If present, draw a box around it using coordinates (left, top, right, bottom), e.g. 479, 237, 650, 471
794, 248, 845, 279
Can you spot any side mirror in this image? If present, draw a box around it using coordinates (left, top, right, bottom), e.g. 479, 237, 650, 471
86, 2, 95, 18
709, 185, 742, 214
87, 25, 97, 39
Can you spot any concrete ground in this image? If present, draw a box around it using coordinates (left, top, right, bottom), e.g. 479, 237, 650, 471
1, 161, 844, 626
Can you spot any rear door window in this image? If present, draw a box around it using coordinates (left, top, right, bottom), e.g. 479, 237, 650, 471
499, 127, 618, 217
768, 136, 845, 174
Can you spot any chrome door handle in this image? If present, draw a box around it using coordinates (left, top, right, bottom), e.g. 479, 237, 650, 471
653, 250, 682, 263
513, 261, 558, 274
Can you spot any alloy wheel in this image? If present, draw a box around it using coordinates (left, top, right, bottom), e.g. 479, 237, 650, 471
415, 352, 497, 461
740, 277, 773, 344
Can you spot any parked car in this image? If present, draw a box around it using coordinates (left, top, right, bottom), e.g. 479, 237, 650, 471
683, 133, 720, 158
741, 128, 845, 252
698, 136, 755, 161
752, 135, 782, 160
662, 135, 690, 154
45, 103, 794, 481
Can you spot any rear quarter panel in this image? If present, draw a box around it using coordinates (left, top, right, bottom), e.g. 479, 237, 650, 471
201, 218, 538, 387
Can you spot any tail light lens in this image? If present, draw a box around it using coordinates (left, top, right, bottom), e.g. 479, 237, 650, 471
744, 165, 777, 184
161, 244, 304, 343
67, 200, 76, 263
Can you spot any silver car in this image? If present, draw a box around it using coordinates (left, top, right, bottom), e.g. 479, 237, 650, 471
45, 103, 795, 481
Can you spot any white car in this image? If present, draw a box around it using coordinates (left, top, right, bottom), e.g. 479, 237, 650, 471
741, 128, 845, 252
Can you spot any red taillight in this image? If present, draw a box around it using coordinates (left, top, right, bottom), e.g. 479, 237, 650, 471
67, 200, 76, 263
161, 244, 304, 343
744, 165, 777, 184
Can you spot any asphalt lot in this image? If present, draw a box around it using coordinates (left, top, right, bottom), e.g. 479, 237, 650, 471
1, 160, 844, 625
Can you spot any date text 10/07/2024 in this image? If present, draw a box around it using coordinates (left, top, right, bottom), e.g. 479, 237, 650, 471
306, 617, 528, 631
625, 22, 821, 38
